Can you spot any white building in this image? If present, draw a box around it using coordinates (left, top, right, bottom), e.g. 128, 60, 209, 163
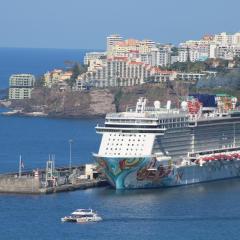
9, 74, 35, 100
150, 45, 172, 66
215, 45, 240, 60
149, 68, 177, 82
177, 72, 206, 81
214, 32, 236, 45
177, 32, 240, 62
107, 34, 123, 52
84, 52, 106, 65
43, 69, 73, 88
75, 57, 152, 90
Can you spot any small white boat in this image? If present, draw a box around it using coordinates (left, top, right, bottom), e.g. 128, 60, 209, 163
61, 209, 102, 223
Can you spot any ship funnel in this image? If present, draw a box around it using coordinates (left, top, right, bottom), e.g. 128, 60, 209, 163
166, 100, 171, 110
154, 101, 161, 109
136, 97, 147, 113
181, 101, 188, 111
232, 97, 237, 110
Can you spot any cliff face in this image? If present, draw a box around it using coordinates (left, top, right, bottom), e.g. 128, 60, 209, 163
9, 88, 115, 118
116, 82, 189, 112
9, 82, 189, 118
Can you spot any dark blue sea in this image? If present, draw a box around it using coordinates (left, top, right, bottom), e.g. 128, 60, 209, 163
0, 48, 92, 88
1, 49, 240, 240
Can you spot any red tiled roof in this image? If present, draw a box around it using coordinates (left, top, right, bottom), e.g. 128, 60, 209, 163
129, 61, 144, 65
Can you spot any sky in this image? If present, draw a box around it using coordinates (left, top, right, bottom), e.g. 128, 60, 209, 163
0, 0, 239, 49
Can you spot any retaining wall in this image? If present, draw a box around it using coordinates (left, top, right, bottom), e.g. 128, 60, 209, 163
0, 175, 40, 193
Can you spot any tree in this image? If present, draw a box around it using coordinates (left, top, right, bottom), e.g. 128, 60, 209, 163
34, 76, 45, 87
67, 63, 88, 88
171, 47, 178, 56
71, 63, 88, 79
114, 88, 123, 112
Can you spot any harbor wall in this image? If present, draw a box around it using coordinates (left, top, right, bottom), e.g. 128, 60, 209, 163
0, 175, 40, 193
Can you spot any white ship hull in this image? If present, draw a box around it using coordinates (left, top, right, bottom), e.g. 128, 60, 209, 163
95, 96, 240, 190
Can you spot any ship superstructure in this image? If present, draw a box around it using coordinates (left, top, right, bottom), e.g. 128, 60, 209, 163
94, 95, 240, 189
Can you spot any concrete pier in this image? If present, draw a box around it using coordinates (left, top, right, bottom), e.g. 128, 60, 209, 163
0, 164, 109, 194
0, 175, 41, 194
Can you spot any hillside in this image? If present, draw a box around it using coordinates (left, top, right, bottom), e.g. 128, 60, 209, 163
8, 82, 190, 118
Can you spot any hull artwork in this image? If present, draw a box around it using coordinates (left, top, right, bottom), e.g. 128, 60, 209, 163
96, 156, 240, 189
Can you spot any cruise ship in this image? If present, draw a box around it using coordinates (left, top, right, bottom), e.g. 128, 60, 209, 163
94, 94, 240, 189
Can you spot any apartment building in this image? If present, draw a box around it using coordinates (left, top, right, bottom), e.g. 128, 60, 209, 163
9, 74, 35, 100
74, 57, 152, 90
84, 52, 106, 65
177, 32, 240, 62
43, 69, 73, 88
107, 34, 123, 52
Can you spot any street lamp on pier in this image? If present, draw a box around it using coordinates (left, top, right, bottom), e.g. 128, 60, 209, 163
69, 139, 73, 172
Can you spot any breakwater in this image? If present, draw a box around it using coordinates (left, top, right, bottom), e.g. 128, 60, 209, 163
0, 164, 108, 194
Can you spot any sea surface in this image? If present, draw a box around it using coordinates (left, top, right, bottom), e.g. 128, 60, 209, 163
1, 49, 240, 240
1, 112, 240, 240
0, 47, 93, 88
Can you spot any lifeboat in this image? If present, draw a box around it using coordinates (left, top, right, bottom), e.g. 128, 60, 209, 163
195, 151, 240, 165
187, 99, 202, 114
226, 155, 232, 161
232, 153, 238, 158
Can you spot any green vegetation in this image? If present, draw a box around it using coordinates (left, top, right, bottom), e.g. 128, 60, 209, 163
171, 47, 178, 56
34, 76, 45, 87
162, 58, 236, 73
113, 88, 123, 112
72, 63, 88, 78
196, 69, 240, 90
67, 63, 88, 88
161, 61, 208, 72
233, 56, 240, 67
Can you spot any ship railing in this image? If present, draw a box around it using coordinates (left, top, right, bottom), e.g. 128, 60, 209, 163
92, 153, 154, 158
189, 146, 240, 157
189, 112, 232, 121
105, 119, 159, 125
107, 110, 187, 119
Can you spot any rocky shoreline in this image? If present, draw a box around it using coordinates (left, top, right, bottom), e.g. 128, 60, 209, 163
1, 82, 190, 118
